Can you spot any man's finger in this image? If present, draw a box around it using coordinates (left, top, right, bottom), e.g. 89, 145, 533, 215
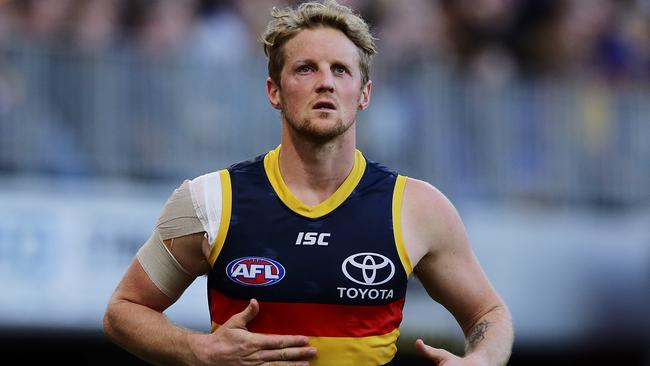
224, 299, 259, 328
252, 333, 310, 350
256, 346, 317, 361
415, 339, 454, 363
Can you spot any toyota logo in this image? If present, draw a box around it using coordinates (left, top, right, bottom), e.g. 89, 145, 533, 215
342, 252, 395, 286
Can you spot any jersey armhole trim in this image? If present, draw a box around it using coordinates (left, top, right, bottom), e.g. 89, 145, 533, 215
208, 169, 232, 266
392, 175, 413, 277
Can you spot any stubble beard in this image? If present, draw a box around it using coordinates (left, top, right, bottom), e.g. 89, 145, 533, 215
283, 111, 354, 144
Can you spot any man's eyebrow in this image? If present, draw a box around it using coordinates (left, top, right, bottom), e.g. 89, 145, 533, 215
291, 58, 352, 66
291, 59, 316, 65
332, 60, 352, 68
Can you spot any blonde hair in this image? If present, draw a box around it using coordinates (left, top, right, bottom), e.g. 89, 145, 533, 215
261, 0, 377, 87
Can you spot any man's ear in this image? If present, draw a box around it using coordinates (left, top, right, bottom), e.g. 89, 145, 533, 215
266, 77, 282, 110
358, 80, 372, 111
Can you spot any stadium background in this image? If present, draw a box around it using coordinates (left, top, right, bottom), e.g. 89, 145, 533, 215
0, 0, 648, 365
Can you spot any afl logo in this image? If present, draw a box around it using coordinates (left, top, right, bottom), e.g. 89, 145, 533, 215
226, 257, 286, 286
342, 252, 395, 286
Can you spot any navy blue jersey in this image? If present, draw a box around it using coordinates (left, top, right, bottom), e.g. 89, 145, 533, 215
206, 146, 412, 366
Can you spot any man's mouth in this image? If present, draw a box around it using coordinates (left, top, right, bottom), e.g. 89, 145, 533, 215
313, 101, 337, 111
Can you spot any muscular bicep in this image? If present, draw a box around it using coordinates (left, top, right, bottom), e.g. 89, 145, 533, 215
403, 178, 502, 332
109, 257, 176, 312
415, 240, 501, 333
111, 232, 209, 311
134, 179, 211, 299
109, 178, 211, 310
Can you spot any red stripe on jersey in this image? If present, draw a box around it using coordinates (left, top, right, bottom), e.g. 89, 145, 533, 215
209, 289, 405, 337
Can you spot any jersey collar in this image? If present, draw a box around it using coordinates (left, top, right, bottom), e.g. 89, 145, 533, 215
263, 145, 366, 218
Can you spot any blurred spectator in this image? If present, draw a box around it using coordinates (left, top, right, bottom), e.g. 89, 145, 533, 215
0, 0, 91, 175
0, 2, 18, 45
121, 0, 200, 57
117, 0, 202, 178
440, 0, 518, 84
592, 1, 650, 82
0, 0, 648, 203
67, 0, 123, 54
191, 0, 256, 65
9, 0, 73, 42
376, 0, 451, 67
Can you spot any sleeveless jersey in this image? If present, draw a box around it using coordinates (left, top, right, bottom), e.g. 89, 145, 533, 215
201, 146, 413, 366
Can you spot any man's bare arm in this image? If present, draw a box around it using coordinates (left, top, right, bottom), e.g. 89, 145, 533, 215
462, 306, 513, 366
103, 233, 316, 366
403, 178, 513, 365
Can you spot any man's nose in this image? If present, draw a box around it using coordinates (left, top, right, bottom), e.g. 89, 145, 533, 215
315, 69, 335, 93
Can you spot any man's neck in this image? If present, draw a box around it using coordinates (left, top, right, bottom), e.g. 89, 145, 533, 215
278, 130, 356, 207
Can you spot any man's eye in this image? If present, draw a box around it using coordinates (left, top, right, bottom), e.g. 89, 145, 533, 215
333, 66, 347, 74
297, 65, 313, 73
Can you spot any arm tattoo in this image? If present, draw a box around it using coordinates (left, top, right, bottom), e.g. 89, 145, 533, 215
467, 320, 490, 349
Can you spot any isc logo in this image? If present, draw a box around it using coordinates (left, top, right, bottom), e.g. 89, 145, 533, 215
226, 257, 286, 286
295, 232, 330, 246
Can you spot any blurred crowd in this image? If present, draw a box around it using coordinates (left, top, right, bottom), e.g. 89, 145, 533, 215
0, 0, 649, 83
0, 0, 648, 205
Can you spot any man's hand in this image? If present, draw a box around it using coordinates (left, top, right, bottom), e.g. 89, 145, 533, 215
416, 339, 473, 366
189, 299, 316, 366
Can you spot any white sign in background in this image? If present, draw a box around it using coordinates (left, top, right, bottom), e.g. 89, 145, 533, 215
0, 180, 210, 332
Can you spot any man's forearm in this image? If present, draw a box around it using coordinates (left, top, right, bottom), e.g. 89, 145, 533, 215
463, 305, 514, 366
103, 299, 200, 366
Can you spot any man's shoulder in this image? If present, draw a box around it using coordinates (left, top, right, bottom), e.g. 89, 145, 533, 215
403, 177, 454, 212
400, 177, 468, 262
402, 177, 464, 239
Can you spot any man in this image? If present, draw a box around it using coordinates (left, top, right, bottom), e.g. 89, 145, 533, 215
103, 1, 514, 365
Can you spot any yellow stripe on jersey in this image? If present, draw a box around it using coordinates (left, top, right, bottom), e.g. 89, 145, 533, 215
307, 329, 400, 366
208, 169, 232, 266
263, 145, 366, 218
392, 175, 413, 277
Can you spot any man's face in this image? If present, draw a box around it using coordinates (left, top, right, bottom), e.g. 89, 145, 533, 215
267, 26, 371, 143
